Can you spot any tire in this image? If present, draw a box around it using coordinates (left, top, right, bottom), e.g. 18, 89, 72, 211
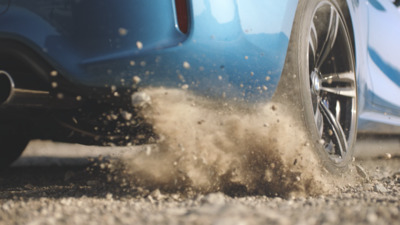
276, 0, 357, 173
0, 121, 29, 169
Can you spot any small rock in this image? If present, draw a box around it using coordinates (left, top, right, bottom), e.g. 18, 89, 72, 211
356, 165, 370, 181
150, 189, 164, 200
121, 111, 133, 121
24, 184, 34, 189
1, 202, 12, 211
106, 193, 113, 200
131, 92, 151, 107
147, 195, 155, 204
374, 184, 388, 193
201, 192, 226, 205
60, 198, 72, 206
362, 183, 374, 191
171, 194, 180, 201
132, 76, 141, 84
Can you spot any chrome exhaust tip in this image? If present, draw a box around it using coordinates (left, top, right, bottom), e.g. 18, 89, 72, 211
0, 70, 79, 109
0, 70, 14, 105
0, 70, 50, 107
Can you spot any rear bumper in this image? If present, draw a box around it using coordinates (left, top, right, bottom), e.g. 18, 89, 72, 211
0, 0, 298, 103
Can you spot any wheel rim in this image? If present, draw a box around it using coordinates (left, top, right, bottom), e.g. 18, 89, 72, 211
307, 1, 357, 163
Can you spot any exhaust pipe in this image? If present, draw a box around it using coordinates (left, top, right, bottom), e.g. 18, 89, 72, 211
0, 70, 13, 105
0, 70, 70, 108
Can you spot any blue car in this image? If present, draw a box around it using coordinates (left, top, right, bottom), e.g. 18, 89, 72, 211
0, 0, 399, 172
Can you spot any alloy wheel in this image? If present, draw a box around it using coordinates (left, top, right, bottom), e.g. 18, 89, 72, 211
307, 1, 357, 163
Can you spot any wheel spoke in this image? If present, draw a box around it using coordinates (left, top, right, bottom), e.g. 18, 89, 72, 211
319, 101, 347, 157
314, 103, 324, 138
335, 100, 341, 123
319, 86, 356, 97
322, 72, 356, 84
315, 6, 339, 69
309, 20, 318, 61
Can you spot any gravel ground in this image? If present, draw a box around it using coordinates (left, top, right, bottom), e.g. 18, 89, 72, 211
0, 142, 399, 225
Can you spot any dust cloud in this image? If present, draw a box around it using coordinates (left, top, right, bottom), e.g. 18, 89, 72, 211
115, 88, 335, 197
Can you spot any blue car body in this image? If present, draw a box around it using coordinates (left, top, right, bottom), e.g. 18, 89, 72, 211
0, 0, 399, 136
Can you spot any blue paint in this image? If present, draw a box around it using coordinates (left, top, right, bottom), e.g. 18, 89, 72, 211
368, 47, 400, 88
368, 0, 385, 11
0, 0, 298, 102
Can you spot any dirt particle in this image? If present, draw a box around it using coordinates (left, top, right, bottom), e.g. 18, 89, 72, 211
57, 93, 64, 99
374, 184, 388, 193
356, 165, 370, 181
133, 76, 141, 84
136, 41, 143, 50
131, 92, 151, 107
50, 70, 58, 77
118, 28, 128, 36
121, 111, 133, 121
106, 193, 113, 200
183, 61, 191, 69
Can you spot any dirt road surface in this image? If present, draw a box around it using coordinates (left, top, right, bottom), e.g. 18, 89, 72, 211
0, 140, 399, 225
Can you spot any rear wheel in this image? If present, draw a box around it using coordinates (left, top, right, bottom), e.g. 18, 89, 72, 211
278, 0, 357, 173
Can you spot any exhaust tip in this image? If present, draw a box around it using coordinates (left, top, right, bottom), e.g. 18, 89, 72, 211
0, 71, 14, 105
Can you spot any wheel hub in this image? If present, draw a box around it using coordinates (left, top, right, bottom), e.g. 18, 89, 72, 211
311, 70, 321, 95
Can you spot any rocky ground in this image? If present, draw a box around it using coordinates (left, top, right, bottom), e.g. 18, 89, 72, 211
0, 141, 399, 225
